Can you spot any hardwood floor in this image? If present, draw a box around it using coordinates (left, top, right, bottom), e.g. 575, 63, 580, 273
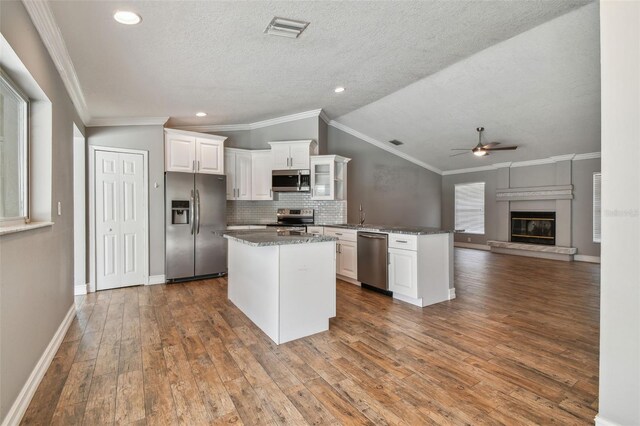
21, 248, 600, 425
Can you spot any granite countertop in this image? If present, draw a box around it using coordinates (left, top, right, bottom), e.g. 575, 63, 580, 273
220, 229, 338, 247
316, 223, 460, 235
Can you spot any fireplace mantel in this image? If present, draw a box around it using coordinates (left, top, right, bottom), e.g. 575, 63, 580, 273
496, 185, 573, 202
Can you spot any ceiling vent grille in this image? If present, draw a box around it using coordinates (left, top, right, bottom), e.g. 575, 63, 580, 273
389, 139, 404, 146
264, 17, 309, 39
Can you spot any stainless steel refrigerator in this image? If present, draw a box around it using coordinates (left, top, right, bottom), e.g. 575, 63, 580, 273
165, 172, 227, 281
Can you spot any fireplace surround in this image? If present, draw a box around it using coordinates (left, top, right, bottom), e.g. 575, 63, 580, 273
511, 211, 556, 246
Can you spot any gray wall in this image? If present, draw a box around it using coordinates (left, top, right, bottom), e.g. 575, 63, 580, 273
212, 116, 319, 151
87, 125, 165, 276
0, 1, 85, 421
441, 159, 601, 257
571, 159, 601, 257
327, 126, 442, 227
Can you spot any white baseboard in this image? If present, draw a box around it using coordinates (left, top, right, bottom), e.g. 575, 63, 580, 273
595, 415, 621, 426
1, 305, 75, 426
454, 242, 491, 251
74, 283, 87, 295
574, 254, 601, 263
448, 288, 456, 299
147, 274, 166, 285
392, 292, 423, 307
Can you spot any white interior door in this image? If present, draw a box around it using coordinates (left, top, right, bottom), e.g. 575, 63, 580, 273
96, 150, 146, 290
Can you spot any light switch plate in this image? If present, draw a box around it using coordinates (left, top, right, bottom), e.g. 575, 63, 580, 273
57, 201, 62, 216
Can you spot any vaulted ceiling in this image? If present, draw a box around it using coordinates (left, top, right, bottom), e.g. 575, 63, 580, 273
41, 0, 598, 171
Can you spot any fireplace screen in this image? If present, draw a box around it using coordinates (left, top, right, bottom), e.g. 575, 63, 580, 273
511, 211, 556, 246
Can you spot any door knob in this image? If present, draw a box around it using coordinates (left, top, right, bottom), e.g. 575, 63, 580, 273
108, 228, 112, 232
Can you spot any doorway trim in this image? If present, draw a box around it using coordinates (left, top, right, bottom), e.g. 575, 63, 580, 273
73, 124, 86, 295
89, 145, 149, 293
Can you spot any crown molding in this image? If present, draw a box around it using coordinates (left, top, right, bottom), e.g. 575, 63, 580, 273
442, 152, 601, 175
318, 109, 330, 124
178, 109, 325, 132
22, 0, 90, 125
328, 120, 443, 175
87, 116, 169, 127
573, 152, 601, 161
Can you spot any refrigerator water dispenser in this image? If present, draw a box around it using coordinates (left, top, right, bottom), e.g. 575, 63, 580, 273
171, 200, 190, 224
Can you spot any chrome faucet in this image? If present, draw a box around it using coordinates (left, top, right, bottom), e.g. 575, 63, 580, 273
359, 204, 366, 225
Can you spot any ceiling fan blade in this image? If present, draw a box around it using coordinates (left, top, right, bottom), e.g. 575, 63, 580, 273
449, 151, 469, 157
450, 148, 471, 151
482, 142, 500, 149
485, 146, 518, 151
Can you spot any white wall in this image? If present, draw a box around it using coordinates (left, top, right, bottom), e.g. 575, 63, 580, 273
597, 1, 640, 425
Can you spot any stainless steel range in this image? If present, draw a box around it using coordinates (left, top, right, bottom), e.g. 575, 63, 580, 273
266, 208, 314, 232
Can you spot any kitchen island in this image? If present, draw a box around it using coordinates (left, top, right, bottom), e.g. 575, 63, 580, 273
223, 230, 337, 345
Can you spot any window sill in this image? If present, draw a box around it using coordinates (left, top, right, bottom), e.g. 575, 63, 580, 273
0, 221, 54, 236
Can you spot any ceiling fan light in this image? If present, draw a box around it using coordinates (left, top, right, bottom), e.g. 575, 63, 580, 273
473, 150, 487, 157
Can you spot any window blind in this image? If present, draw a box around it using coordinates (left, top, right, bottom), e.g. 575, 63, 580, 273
593, 173, 601, 243
455, 182, 485, 234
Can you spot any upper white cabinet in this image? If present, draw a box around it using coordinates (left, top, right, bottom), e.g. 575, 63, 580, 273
251, 150, 273, 200
268, 140, 318, 170
225, 149, 252, 200
165, 129, 226, 174
310, 155, 350, 201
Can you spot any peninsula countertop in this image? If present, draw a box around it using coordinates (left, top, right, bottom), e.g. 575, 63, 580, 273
221, 229, 338, 247
317, 223, 460, 235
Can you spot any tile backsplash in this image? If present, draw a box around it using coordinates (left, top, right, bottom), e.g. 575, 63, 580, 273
227, 193, 347, 225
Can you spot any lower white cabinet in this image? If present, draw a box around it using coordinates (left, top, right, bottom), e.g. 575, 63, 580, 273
324, 227, 358, 280
388, 247, 418, 298
337, 240, 357, 279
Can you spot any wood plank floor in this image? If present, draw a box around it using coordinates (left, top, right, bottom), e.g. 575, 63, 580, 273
21, 248, 600, 425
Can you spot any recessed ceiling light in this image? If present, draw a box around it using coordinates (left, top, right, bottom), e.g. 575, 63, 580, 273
334, 86, 345, 93
113, 10, 142, 25
196, 112, 207, 117
264, 17, 309, 39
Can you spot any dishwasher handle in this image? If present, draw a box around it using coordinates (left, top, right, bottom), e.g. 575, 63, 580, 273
359, 233, 387, 239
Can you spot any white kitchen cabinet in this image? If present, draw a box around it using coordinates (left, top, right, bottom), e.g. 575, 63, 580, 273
196, 138, 224, 174
310, 155, 350, 200
268, 140, 318, 170
324, 227, 358, 281
337, 240, 358, 278
165, 128, 226, 174
388, 247, 418, 298
225, 149, 252, 200
251, 150, 273, 200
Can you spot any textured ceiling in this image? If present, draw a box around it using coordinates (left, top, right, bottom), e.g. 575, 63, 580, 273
334, 2, 600, 171
48, 0, 591, 127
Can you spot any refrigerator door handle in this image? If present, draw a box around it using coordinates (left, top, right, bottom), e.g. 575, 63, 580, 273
190, 190, 195, 235
196, 189, 201, 234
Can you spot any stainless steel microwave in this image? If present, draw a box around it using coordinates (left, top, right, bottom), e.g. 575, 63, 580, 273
272, 169, 310, 192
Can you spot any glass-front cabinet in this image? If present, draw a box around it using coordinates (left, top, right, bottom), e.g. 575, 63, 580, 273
310, 155, 350, 201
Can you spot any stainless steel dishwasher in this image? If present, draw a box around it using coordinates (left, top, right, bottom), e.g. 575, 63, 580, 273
357, 232, 389, 293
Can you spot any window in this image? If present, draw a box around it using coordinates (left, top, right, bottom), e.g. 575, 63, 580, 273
593, 172, 601, 243
0, 69, 29, 223
455, 182, 485, 234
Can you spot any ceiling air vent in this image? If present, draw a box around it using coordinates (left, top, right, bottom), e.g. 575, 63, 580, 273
389, 139, 404, 146
264, 17, 309, 39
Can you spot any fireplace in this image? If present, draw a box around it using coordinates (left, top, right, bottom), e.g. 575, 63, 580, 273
511, 211, 556, 246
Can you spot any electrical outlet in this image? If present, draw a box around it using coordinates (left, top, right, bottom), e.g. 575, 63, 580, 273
57, 201, 62, 216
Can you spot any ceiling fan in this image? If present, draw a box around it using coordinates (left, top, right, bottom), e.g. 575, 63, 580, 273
450, 127, 518, 157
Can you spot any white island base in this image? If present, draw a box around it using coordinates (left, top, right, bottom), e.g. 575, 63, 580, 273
227, 239, 336, 345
